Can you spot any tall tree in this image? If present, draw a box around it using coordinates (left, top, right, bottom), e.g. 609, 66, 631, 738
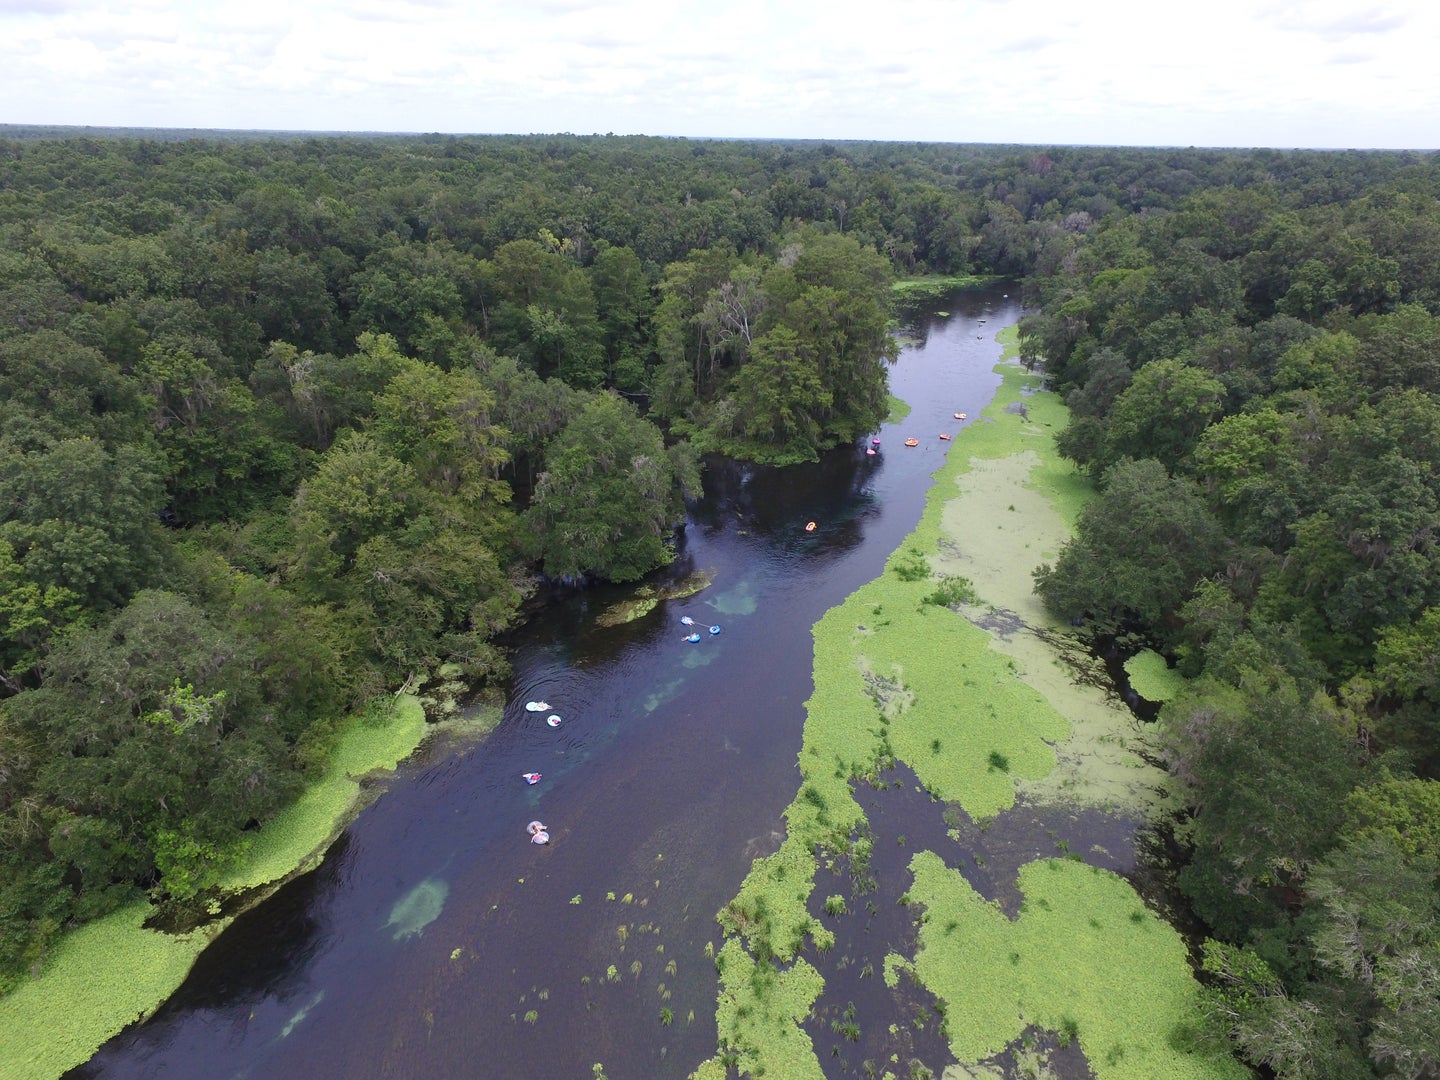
526, 392, 698, 582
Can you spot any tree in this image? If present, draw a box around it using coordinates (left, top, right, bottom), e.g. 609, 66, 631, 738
3, 591, 306, 914
1034, 457, 1230, 642
1193, 406, 1307, 549
0, 330, 147, 447
589, 244, 654, 393
289, 430, 422, 600
1304, 779, 1440, 1078
1098, 358, 1226, 476
1159, 670, 1363, 940
137, 343, 300, 522
0, 437, 167, 612
526, 392, 698, 582
480, 238, 604, 384
369, 358, 511, 504
723, 326, 828, 460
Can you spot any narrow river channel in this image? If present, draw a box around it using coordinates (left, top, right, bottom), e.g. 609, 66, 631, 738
73, 285, 1022, 1080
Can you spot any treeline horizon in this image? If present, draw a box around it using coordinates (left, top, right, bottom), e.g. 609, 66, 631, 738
6, 123, 1434, 153
1, 132, 1437, 1078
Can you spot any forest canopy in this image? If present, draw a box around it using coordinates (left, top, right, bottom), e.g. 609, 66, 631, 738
2, 132, 1439, 1077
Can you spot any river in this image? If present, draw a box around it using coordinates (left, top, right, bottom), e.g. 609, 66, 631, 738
72, 285, 1021, 1080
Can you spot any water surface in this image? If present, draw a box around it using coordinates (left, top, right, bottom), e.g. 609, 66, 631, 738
74, 286, 1020, 1080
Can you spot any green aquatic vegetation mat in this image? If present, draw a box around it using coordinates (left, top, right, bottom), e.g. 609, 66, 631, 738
892, 275, 1003, 297
1124, 649, 1187, 703
909, 852, 1247, 1080
0, 695, 430, 1080
714, 938, 826, 1080
595, 570, 717, 627
703, 337, 1195, 1079
0, 902, 218, 1080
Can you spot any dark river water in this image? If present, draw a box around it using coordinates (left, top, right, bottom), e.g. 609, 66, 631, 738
73, 285, 1022, 1080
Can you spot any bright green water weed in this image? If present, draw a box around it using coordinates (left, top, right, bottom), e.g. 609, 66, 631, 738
713, 938, 826, 1080
892, 275, 1004, 298
0, 902, 215, 1080
1124, 649, 1187, 704
909, 852, 1248, 1080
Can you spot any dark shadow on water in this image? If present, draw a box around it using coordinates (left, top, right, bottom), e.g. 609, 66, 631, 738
65, 837, 349, 1079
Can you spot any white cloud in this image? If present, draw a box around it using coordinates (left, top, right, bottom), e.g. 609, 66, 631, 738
0, 0, 1436, 145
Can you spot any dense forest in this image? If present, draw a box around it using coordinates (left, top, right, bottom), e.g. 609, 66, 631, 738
1, 131, 1437, 1078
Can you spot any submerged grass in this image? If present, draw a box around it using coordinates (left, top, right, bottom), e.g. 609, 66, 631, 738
0, 695, 430, 1080
699, 320, 1222, 1078
908, 852, 1248, 1080
594, 569, 716, 628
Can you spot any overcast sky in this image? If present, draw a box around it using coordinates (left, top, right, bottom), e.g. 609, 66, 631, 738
3, 0, 1437, 149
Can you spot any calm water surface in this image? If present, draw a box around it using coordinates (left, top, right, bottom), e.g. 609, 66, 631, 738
74, 286, 1021, 1080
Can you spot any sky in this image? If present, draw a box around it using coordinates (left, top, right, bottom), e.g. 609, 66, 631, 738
2, 0, 1438, 149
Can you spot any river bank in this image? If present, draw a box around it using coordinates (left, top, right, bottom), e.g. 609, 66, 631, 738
0, 693, 436, 1080
694, 327, 1246, 1079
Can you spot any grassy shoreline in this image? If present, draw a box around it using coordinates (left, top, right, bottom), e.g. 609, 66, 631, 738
694, 326, 1241, 1079
0, 694, 433, 1080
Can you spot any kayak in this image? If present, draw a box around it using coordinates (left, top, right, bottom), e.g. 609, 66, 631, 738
524, 701, 550, 712
522, 772, 542, 785
685, 633, 701, 643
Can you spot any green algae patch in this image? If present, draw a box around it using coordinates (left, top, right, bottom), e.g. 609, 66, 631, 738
596, 593, 660, 627
909, 852, 1247, 1080
887, 393, 911, 424
689, 1057, 729, 1080
921, 353, 1171, 814
820, 578, 1066, 820
594, 569, 715, 628
0, 901, 222, 1080
223, 694, 428, 891
431, 700, 504, 745
1125, 650, 1186, 703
